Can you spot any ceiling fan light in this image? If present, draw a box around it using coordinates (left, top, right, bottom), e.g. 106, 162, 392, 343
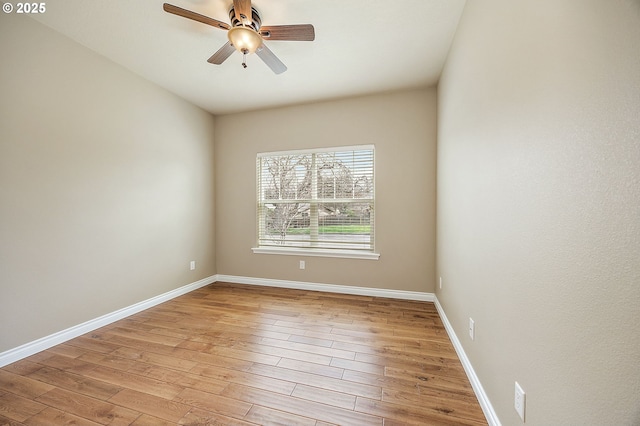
227, 27, 262, 54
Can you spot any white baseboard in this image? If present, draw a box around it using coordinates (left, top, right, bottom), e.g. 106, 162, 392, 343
214, 274, 435, 302
1, 274, 431, 368
0, 275, 216, 368
434, 296, 501, 426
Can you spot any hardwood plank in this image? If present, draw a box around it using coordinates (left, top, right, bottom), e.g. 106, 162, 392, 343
330, 357, 385, 375
114, 320, 195, 341
65, 336, 123, 355
108, 389, 190, 423
343, 368, 474, 396
355, 345, 458, 365
23, 406, 102, 426
206, 343, 281, 366
171, 347, 255, 372
0, 391, 46, 422
127, 363, 229, 395
2, 360, 42, 376
355, 396, 487, 426
189, 364, 296, 395
260, 337, 355, 360
291, 383, 356, 410
103, 327, 184, 348
110, 347, 198, 372
35, 354, 98, 375
287, 334, 334, 347
0, 370, 55, 399
130, 413, 176, 426
177, 408, 255, 426
221, 328, 291, 341
256, 323, 327, 338
244, 404, 316, 426
305, 328, 415, 348
27, 366, 123, 401
276, 358, 344, 379
329, 339, 385, 355
382, 387, 485, 420
35, 387, 140, 425
408, 338, 461, 353
175, 339, 214, 352
174, 387, 252, 420
84, 366, 183, 400
249, 363, 381, 399
222, 382, 383, 426
272, 320, 333, 333
385, 364, 469, 381
97, 334, 177, 357
77, 351, 140, 372
45, 343, 88, 359
0, 413, 25, 425
228, 339, 333, 365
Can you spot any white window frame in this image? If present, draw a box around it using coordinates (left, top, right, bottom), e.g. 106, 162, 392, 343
252, 145, 379, 260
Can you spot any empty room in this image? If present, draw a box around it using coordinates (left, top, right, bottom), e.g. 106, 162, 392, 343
1, 0, 638, 425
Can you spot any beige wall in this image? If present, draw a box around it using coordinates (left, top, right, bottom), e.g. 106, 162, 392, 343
215, 89, 437, 292
437, 0, 640, 425
0, 17, 216, 352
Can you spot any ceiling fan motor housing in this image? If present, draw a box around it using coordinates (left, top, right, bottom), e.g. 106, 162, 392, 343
229, 6, 262, 31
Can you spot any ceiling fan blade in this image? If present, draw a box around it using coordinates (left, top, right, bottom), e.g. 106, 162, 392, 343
163, 3, 230, 30
207, 42, 236, 65
256, 43, 287, 74
233, 0, 252, 25
259, 24, 315, 41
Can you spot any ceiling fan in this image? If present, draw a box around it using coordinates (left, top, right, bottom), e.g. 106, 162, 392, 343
163, 1, 315, 74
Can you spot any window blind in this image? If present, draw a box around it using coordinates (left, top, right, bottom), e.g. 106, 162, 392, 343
257, 146, 375, 252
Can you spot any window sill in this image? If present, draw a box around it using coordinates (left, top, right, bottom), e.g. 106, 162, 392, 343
252, 247, 380, 260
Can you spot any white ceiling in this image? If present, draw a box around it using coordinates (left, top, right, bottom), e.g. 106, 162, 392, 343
33, 0, 466, 115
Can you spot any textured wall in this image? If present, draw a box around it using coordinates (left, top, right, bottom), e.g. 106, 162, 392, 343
215, 89, 437, 293
437, 0, 640, 424
0, 16, 216, 352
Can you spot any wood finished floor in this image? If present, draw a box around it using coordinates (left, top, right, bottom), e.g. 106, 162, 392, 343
0, 282, 487, 425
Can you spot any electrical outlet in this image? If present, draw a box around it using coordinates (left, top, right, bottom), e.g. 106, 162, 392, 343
299, 260, 305, 270
469, 318, 475, 340
514, 381, 526, 421
439, 276, 442, 289
190, 261, 196, 271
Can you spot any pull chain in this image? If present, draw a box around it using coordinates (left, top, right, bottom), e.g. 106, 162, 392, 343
241, 48, 248, 69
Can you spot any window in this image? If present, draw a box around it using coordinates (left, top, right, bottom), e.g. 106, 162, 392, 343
253, 145, 378, 259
